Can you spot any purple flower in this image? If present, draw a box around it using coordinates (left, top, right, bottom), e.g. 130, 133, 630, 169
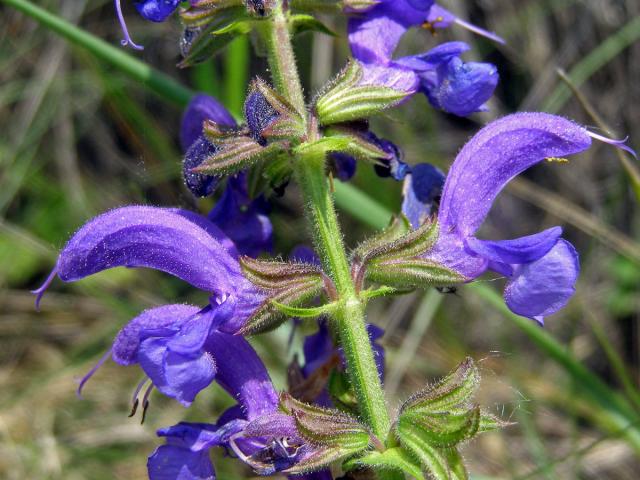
369, 132, 410, 181
401, 162, 445, 229
115, 1, 185, 50
147, 326, 281, 479
244, 89, 280, 145
180, 94, 236, 151
395, 42, 499, 116
180, 95, 273, 257
33, 206, 267, 404
181, 95, 237, 198
348, 1, 500, 116
329, 153, 358, 181
423, 4, 505, 44
403, 112, 634, 322
146, 339, 330, 479
329, 130, 409, 184
208, 173, 273, 257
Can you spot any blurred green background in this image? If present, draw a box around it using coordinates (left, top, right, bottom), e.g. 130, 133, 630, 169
1, 0, 639, 478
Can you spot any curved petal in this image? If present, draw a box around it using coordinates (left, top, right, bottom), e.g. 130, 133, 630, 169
427, 231, 488, 280
205, 331, 279, 420
503, 239, 579, 323
170, 208, 238, 259
216, 281, 268, 334
420, 57, 498, 116
135, 0, 181, 23
208, 174, 273, 258
359, 63, 418, 95
147, 445, 214, 480
180, 94, 236, 151
158, 420, 247, 451
394, 42, 470, 72
348, 12, 407, 64
438, 113, 592, 236
56, 206, 242, 295
401, 163, 445, 229
465, 227, 563, 265
138, 334, 217, 407
148, 420, 247, 480
112, 304, 200, 365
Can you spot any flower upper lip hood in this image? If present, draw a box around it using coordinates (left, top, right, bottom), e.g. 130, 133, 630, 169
32, 205, 268, 406
33, 206, 266, 333
403, 112, 598, 322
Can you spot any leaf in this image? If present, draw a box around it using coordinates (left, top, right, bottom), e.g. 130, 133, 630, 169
280, 393, 373, 450
240, 256, 324, 290
398, 407, 481, 448
193, 138, 285, 176
363, 220, 439, 264
345, 448, 426, 479
478, 412, 515, 433
290, 14, 337, 37
178, 7, 249, 68
283, 445, 356, 475
315, 61, 410, 125
366, 258, 465, 289
401, 358, 480, 414
396, 427, 453, 480
353, 215, 412, 261
444, 449, 468, 480
238, 280, 325, 335
271, 301, 336, 318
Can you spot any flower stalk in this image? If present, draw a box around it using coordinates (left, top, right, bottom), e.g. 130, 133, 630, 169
261, 0, 392, 450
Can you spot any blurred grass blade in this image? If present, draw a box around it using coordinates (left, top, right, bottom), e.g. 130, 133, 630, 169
333, 181, 393, 230
555, 68, 640, 201
543, 15, 640, 113
469, 283, 640, 450
1, 0, 194, 107
224, 36, 250, 118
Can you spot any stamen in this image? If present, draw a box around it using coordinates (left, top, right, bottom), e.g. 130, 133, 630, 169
128, 377, 149, 417
31, 267, 58, 311
140, 383, 154, 424
545, 157, 569, 163
215, 292, 229, 305
454, 17, 506, 45
76, 348, 113, 398
129, 398, 139, 417
421, 21, 437, 35
229, 432, 252, 464
114, 0, 144, 51
588, 131, 637, 159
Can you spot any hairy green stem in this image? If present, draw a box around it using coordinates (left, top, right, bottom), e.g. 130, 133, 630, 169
293, 151, 392, 440
261, 0, 392, 446
260, 4, 306, 117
